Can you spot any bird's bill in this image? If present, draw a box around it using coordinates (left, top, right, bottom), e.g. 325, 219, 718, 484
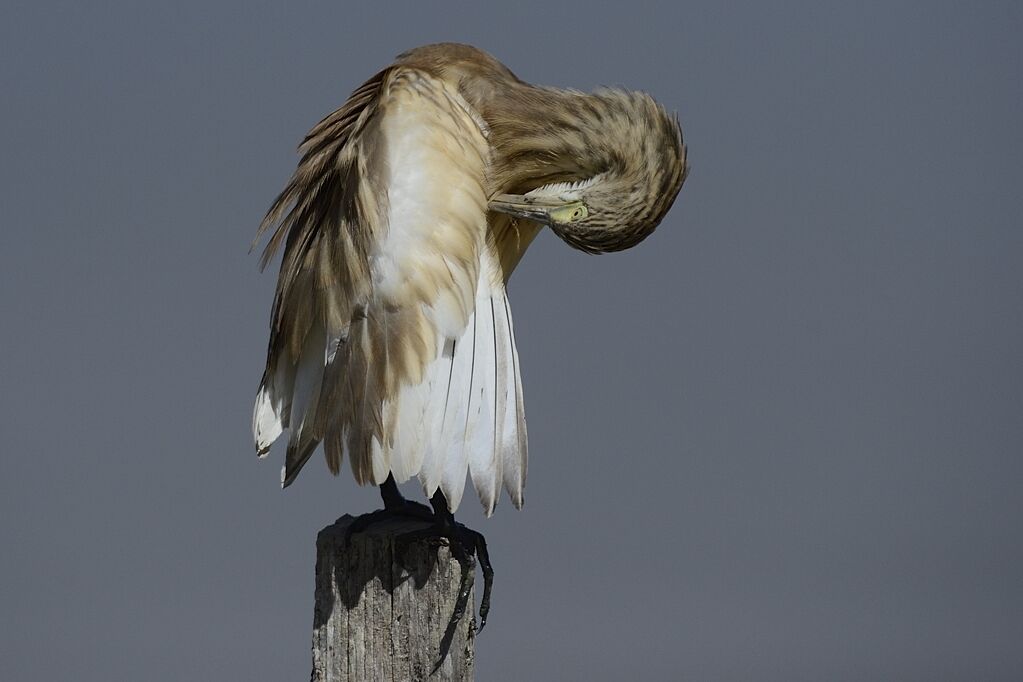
489, 193, 571, 224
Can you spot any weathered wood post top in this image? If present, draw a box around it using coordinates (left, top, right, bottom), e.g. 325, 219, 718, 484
312, 515, 477, 682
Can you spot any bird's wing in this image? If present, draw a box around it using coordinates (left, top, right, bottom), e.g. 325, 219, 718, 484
253, 67, 526, 512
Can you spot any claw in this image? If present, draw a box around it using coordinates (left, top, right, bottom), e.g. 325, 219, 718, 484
396, 521, 487, 675
347, 479, 495, 668
467, 527, 494, 630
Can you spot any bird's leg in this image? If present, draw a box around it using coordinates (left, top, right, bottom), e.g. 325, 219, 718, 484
343, 474, 434, 542
395, 489, 495, 638
346, 479, 496, 647
427, 490, 494, 631
379, 474, 433, 515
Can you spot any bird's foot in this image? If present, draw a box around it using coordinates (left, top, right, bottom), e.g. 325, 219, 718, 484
346, 479, 495, 654
343, 474, 438, 543
396, 517, 494, 632
394, 514, 494, 675
342, 500, 435, 544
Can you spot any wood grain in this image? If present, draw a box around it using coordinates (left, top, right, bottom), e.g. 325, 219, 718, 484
312, 515, 476, 681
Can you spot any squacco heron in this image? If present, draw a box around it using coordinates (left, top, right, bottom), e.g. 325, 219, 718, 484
252, 43, 688, 627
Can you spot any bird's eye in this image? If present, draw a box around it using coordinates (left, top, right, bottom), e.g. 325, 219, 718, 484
549, 202, 588, 224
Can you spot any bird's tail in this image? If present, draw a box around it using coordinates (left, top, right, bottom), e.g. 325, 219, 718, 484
412, 280, 528, 515
251, 261, 528, 514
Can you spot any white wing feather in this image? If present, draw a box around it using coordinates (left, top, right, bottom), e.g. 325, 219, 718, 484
253, 67, 528, 512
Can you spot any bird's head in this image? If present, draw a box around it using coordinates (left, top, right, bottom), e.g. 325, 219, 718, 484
490, 91, 688, 254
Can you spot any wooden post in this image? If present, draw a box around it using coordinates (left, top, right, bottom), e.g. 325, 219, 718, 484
312, 515, 476, 681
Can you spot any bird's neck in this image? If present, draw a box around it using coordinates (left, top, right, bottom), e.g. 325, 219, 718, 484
478, 85, 634, 196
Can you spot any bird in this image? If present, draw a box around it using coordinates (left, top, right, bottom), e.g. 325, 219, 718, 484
251, 43, 688, 626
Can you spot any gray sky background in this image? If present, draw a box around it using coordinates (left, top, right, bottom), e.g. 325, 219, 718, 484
2, 2, 1021, 680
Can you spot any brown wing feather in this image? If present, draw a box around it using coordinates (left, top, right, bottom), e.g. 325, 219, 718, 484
253, 66, 491, 489
255, 69, 389, 372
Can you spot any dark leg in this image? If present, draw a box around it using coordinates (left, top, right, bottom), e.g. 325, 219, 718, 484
390, 488, 496, 674
380, 474, 411, 510
426, 490, 494, 631
394, 489, 495, 648
343, 474, 434, 542
346, 479, 496, 643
